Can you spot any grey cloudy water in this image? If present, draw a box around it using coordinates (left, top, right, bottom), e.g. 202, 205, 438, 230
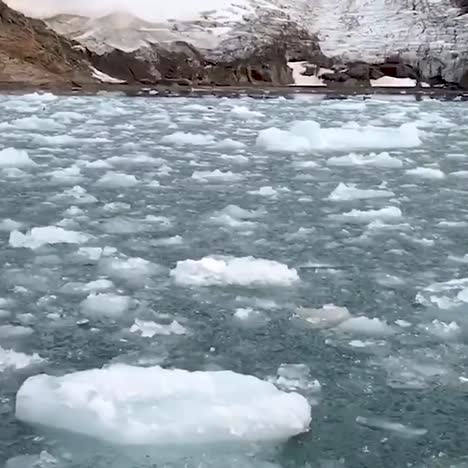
0, 93, 468, 468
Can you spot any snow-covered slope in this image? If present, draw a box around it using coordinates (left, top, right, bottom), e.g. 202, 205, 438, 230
6, 0, 468, 85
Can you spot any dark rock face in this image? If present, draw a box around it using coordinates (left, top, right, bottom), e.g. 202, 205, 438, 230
89, 36, 295, 86
0, 0, 94, 85
378, 60, 419, 80
454, 0, 468, 14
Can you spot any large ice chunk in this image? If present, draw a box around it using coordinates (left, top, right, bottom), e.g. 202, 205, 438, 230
16, 364, 311, 446
256, 121, 421, 153
0, 148, 37, 168
171, 256, 299, 287
9, 227, 88, 249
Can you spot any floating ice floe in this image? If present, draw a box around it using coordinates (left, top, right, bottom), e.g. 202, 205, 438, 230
9, 226, 88, 250
256, 121, 421, 153
80, 293, 132, 319
0, 325, 33, 339
62, 186, 98, 204
191, 170, 243, 182
379, 355, 449, 390
230, 106, 264, 119
209, 205, 262, 229
295, 304, 351, 328
49, 165, 83, 184
0, 219, 22, 232
337, 317, 395, 336
419, 320, 461, 340
171, 256, 299, 287
328, 183, 394, 201
6, 116, 64, 131
415, 277, 468, 310
406, 167, 445, 179
248, 186, 279, 198
326, 152, 403, 168
356, 416, 427, 437
330, 206, 402, 224
273, 364, 321, 393
16, 364, 311, 445
60, 279, 114, 295
215, 138, 246, 150
234, 308, 263, 321
99, 256, 161, 284
0, 148, 36, 168
130, 319, 187, 338
0, 346, 43, 372
97, 171, 138, 188
161, 132, 216, 146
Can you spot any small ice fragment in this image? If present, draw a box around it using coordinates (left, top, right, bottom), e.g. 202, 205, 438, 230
230, 106, 264, 119
274, 364, 321, 392
328, 183, 394, 201
420, 320, 461, 340
295, 304, 351, 328
234, 308, 258, 320
395, 320, 412, 328
161, 132, 216, 146
327, 152, 403, 168
80, 293, 131, 319
130, 319, 187, 338
337, 317, 395, 336
192, 170, 242, 182
356, 416, 427, 437
97, 171, 138, 188
406, 167, 445, 179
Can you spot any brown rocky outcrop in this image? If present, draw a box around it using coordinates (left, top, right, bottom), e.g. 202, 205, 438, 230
0, 0, 95, 85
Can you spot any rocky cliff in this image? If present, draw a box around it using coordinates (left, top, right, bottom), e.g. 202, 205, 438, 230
0, 0, 95, 86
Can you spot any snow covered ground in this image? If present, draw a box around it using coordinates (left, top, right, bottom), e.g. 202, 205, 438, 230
1, 93, 468, 467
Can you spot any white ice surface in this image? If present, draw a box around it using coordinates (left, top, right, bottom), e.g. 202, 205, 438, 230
0, 346, 43, 372
9, 227, 88, 249
80, 293, 131, 319
130, 319, 187, 337
337, 317, 395, 336
326, 152, 403, 168
256, 121, 421, 153
171, 256, 299, 287
328, 183, 394, 201
16, 364, 311, 446
0, 148, 36, 168
295, 304, 351, 329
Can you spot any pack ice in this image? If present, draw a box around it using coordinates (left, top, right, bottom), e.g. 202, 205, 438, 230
16, 364, 311, 446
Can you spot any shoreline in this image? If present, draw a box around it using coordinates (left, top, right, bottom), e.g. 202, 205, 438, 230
1, 82, 468, 100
